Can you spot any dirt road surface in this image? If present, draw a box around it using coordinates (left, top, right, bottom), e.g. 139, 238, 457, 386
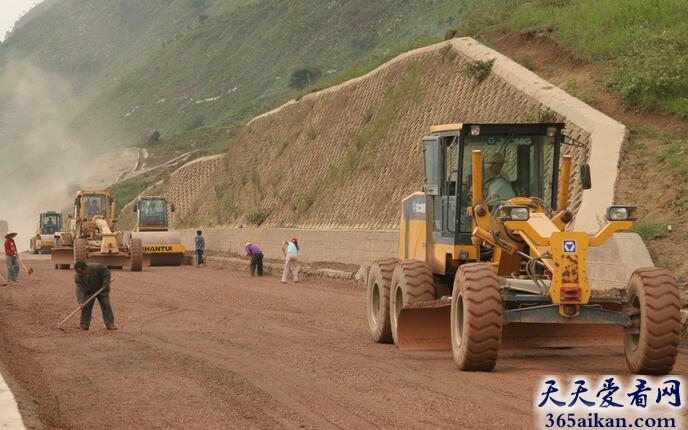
0, 256, 686, 429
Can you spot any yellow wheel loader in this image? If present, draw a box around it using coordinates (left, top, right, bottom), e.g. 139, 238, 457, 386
51, 190, 143, 271
367, 123, 681, 374
30, 211, 61, 254
129, 196, 186, 266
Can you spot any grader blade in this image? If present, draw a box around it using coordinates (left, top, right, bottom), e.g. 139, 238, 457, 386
395, 300, 451, 350
87, 253, 131, 268
501, 323, 623, 349
51, 248, 74, 266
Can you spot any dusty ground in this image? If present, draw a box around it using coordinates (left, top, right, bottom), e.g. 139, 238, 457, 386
0, 256, 686, 430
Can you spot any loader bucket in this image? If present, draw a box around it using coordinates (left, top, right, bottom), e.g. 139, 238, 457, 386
395, 300, 452, 350
50, 247, 74, 267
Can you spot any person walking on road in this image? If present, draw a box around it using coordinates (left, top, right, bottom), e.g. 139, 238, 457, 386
4, 232, 19, 284
245, 242, 264, 277
281, 237, 300, 284
74, 261, 117, 331
195, 230, 206, 267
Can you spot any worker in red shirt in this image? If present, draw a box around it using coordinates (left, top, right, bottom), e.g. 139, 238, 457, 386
4, 232, 19, 283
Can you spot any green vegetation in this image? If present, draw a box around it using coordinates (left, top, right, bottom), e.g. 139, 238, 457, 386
246, 208, 271, 226
631, 219, 669, 241
108, 180, 150, 212
459, 0, 688, 116
461, 59, 495, 82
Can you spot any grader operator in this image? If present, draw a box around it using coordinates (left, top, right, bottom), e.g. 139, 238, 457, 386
52, 190, 143, 271
130, 196, 185, 266
366, 123, 681, 375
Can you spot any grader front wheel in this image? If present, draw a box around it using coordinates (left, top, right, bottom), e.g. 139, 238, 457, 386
366, 258, 399, 343
389, 260, 435, 346
624, 267, 681, 375
451, 263, 503, 371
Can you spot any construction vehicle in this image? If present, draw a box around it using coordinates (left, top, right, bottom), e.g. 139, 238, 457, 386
366, 123, 681, 374
51, 190, 143, 271
130, 196, 185, 266
30, 211, 61, 254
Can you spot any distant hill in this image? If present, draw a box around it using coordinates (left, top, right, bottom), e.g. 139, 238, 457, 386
0, 0, 472, 144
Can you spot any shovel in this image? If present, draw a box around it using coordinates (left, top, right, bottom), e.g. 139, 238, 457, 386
18, 257, 34, 275
57, 285, 107, 331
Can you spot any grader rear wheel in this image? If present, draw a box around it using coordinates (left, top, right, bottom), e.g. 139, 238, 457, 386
366, 258, 399, 343
389, 260, 435, 346
624, 267, 681, 375
74, 239, 88, 264
130, 238, 143, 272
451, 263, 503, 371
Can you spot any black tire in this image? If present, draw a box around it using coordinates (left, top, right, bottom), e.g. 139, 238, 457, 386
54, 264, 58, 270
130, 238, 143, 272
74, 239, 88, 264
366, 258, 399, 343
624, 267, 681, 375
451, 263, 503, 371
389, 260, 435, 346
60, 264, 70, 270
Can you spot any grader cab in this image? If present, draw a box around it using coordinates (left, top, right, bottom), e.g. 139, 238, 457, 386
367, 123, 681, 374
51, 190, 143, 271
130, 196, 186, 266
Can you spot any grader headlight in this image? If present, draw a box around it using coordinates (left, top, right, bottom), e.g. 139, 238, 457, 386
607, 205, 637, 221
500, 205, 530, 221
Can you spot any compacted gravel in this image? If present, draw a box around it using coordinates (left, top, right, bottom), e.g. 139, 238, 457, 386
0, 256, 686, 429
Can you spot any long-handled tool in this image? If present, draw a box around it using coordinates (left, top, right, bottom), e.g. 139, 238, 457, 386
18, 256, 34, 275
0, 271, 7, 286
57, 285, 107, 331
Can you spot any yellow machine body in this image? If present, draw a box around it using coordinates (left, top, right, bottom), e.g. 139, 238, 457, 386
388, 123, 636, 351
131, 196, 185, 266
51, 190, 142, 270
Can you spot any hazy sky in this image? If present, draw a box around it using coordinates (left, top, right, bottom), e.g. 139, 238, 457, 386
0, 0, 43, 41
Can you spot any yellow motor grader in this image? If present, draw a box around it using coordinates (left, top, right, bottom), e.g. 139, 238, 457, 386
366, 123, 681, 374
130, 196, 186, 266
51, 190, 143, 271
30, 211, 61, 254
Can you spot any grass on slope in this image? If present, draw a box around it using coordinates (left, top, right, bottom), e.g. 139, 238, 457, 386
78, 0, 471, 142
458, 0, 688, 117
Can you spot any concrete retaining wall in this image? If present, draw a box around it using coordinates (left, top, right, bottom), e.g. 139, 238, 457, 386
181, 227, 397, 267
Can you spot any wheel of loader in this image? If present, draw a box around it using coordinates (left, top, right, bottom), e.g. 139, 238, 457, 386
130, 238, 143, 272
451, 263, 503, 371
366, 258, 399, 343
623, 267, 681, 375
74, 239, 88, 264
389, 259, 435, 346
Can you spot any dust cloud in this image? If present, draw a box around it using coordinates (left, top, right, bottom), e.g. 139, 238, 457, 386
0, 60, 125, 251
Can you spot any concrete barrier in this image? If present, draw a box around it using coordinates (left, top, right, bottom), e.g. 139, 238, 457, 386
0, 371, 25, 429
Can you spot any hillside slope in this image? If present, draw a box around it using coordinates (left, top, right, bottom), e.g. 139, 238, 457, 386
159, 39, 600, 232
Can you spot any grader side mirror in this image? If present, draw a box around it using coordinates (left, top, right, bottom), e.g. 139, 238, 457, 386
580, 164, 592, 190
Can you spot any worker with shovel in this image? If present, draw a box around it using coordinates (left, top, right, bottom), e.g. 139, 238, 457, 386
4, 232, 19, 284
73, 261, 117, 331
